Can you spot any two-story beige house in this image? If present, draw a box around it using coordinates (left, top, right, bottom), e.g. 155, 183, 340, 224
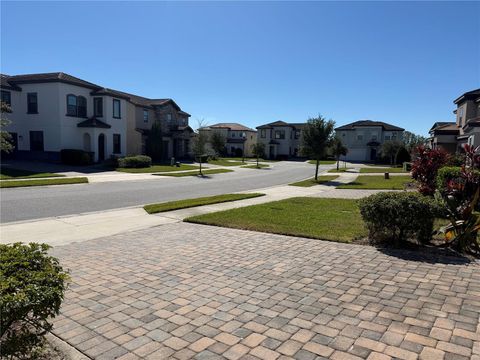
256, 121, 305, 159
428, 89, 480, 153
0, 72, 194, 162
335, 120, 404, 162
199, 123, 257, 157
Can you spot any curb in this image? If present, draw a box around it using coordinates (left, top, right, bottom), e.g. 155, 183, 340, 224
46, 332, 91, 360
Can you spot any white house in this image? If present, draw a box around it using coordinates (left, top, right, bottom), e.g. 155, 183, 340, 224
1, 72, 193, 162
256, 121, 305, 159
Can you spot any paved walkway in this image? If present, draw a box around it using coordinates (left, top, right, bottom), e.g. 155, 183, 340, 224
0, 173, 384, 246
50, 222, 480, 360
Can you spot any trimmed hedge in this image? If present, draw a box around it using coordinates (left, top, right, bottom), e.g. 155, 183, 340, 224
0, 243, 69, 358
359, 192, 436, 246
117, 155, 152, 168
60, 149, 93, 165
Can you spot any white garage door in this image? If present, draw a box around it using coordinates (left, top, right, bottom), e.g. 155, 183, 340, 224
346, 148, 366, 162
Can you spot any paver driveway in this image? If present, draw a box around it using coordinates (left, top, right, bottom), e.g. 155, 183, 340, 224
51, 223, 480, 360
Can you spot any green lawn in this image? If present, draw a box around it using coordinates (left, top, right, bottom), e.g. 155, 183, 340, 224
116, 164, 199, 173
159, 169, 234, 177
0, 177, 89, 188
328, 168, 353, 173
0, 167, 64, 180
307, 160, 336, 165
207, 159, 244, 166
337, 175, 412, 190
241, 164, 270, 169
289, 176, 338, 187
360, 167, 407, 173
144, 193, 265, 214
186, 197, 367, 243
223, 157, 279, 163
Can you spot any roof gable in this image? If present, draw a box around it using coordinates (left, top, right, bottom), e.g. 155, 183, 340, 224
335, 120, 404, 131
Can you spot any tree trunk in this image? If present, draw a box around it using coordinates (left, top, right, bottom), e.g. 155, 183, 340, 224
257, 155, 259, 168
315, 159, 319, 180
199, 160, 202, 176
336, 156, 340, 171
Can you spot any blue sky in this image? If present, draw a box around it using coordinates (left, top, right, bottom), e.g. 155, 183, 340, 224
1, 1, 479, 135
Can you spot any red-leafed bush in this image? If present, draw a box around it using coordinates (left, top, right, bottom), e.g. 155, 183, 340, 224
411, 146, 450, 195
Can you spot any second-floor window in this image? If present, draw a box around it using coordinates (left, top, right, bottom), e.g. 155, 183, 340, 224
1, 90, 11, 106
260, 129, 266, 138
357, 134, 363, 140
94, 97, 103, 117
166, 114, 172, 122
295, 130, 300, 139
274, 130, 285, 139
143, 109, 149, 123
113, 99, 121, 118
67, 94, 77, 116
77, 96, 87, 117
27, 93, 38, 113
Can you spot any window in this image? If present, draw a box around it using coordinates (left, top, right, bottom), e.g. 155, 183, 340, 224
143, 109, 149, 123
113, 134, 121, 154
385, 135, 391, 141
67, 94, 77, 116
357, 134, 363, 140
113, 99, 121, 118
167, 114, 172, 122
232, 132, 236, 138
372, 134, 377, 140
275, 130, 285, 139
94, 97, 103, 117
27, 93, 38, 113
77, 96, 87, 117
392, 132, 397, 139
1, 90, 11, 106
29, 131, 44, 151
295, 130, 300, 139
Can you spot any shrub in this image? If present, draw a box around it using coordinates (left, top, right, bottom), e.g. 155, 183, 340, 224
359, 192, 436, 246
0, 243, 69, 358
437, 166, 480, 193
60, 149, 93, 165
395, 146, 411, 164
411, 145, 450, 195
117, 155, 152, 168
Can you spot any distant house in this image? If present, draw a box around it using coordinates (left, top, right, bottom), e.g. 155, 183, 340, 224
428, 89, 480, 153
0, 72, 194, 162
335, 120, 404, 162
199, 123, 257, 157
256, 121, 305, 159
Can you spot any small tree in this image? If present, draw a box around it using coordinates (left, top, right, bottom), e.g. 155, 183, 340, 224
192, 131, 208, 176
301, 115, 335, 180
380, 140, 403, 165
395, 146, 411, 164
146, 121, 163, 162
1, 102, 14, 153
330, 137, 348, 171
210, 131, 226, 157
251, 143, 265, 168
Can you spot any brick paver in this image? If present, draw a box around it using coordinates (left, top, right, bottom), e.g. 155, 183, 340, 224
51, 222, 480, 359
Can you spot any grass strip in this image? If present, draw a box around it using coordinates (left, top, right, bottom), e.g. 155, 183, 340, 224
186, 197, 366, 243
241, 164, 270, 169
337, 175, 412, 190
0, 177, 88, 188
360, 167, 407, 173
289, 176, 338, 187
0, 167, 64, 179
158, 169, 234, 177
308, 160, 336, 165
144, 193, 265, 214
327, 168, 352, 173
207, 159, 244, 166
116, 164, 199, 173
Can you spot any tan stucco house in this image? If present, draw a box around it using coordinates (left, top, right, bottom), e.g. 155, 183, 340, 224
428, 89, 480, 153
199, 123, 257, 157
256, 121, 305, 159
335, 120, 404, 162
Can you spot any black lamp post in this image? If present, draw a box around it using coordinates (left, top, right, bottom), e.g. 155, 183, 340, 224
242, 132, 246, 163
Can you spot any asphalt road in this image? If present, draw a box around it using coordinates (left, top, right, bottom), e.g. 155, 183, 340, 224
1, 161, 331, 223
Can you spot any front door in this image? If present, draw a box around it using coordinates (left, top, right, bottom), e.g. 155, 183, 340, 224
269, 145, 275, 159
98, 134, 105, 162
370, 148, 377, 161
